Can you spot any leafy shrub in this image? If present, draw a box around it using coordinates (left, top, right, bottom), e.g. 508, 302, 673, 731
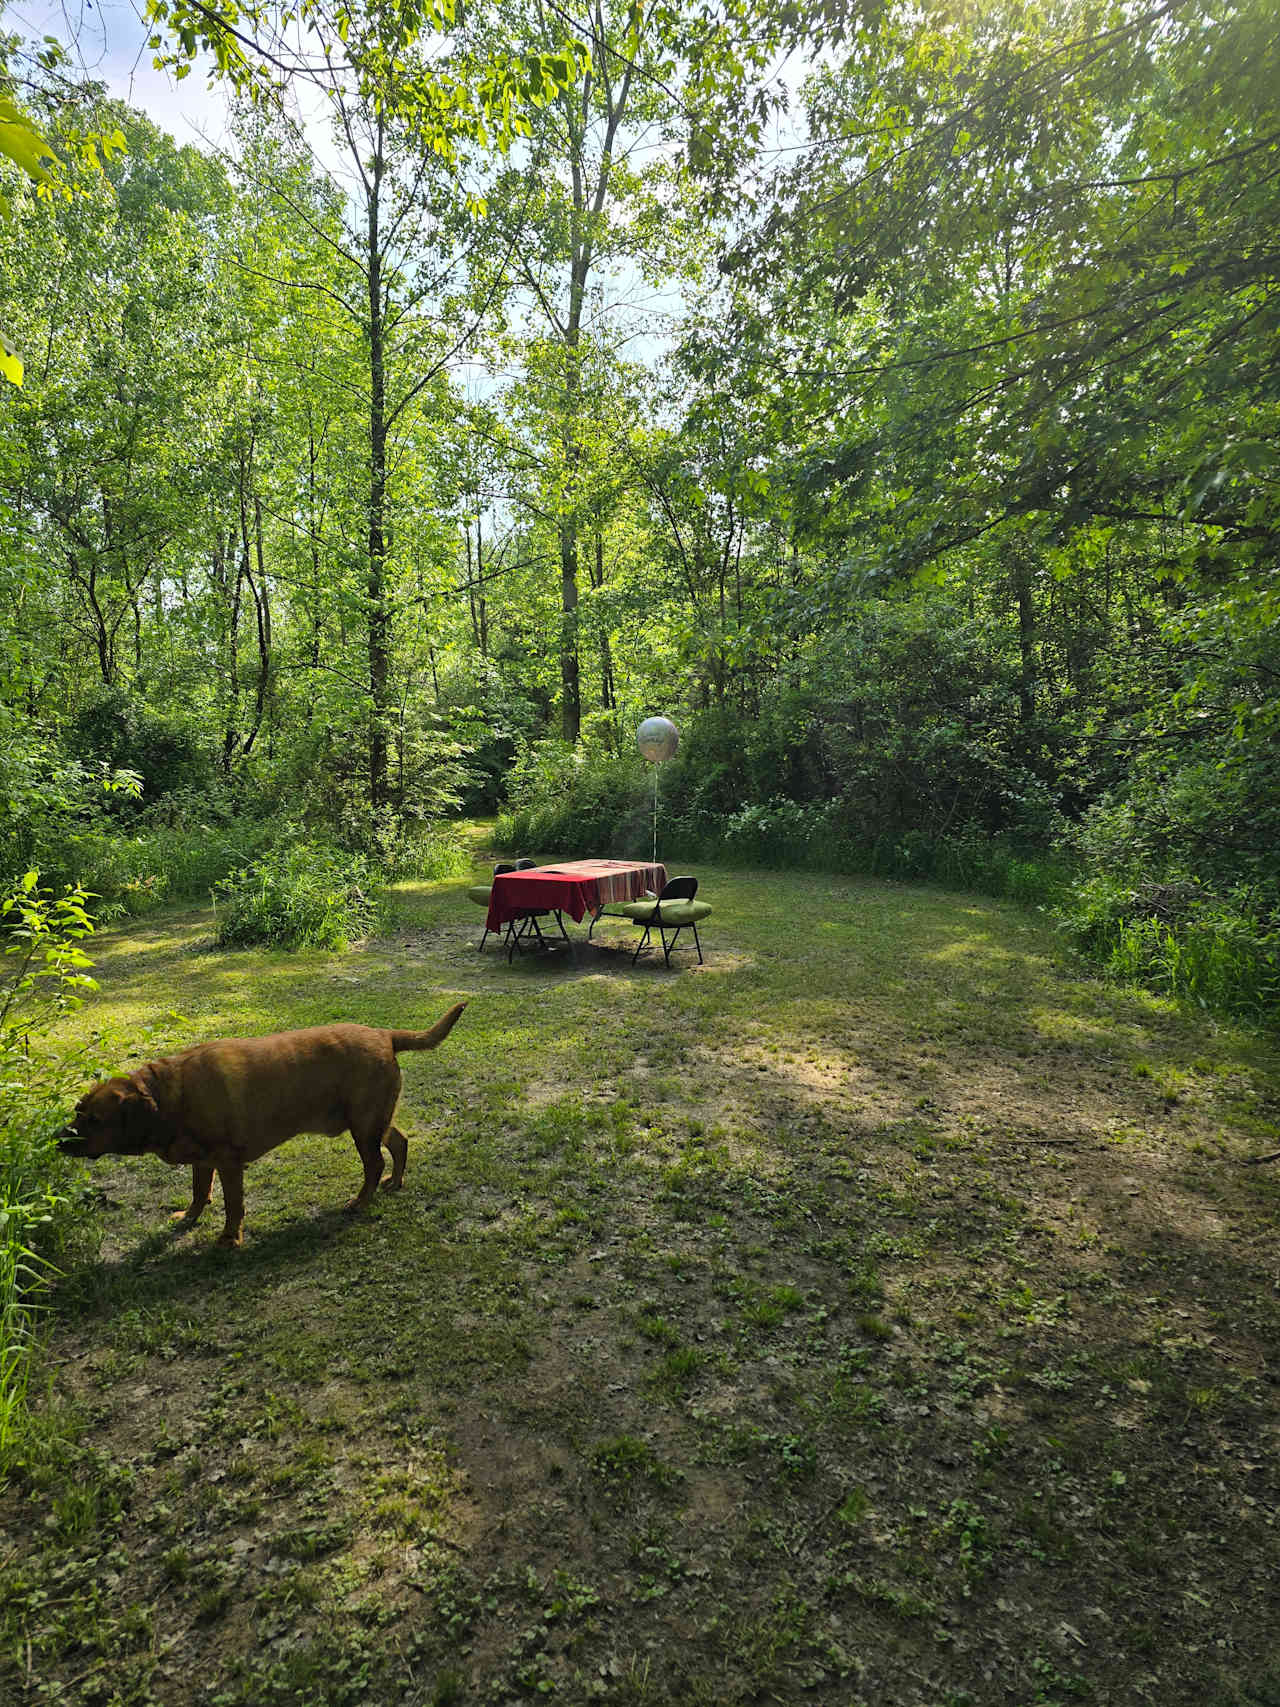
495, 731, 1071, 904
657, 700, 832, 828
52, 817, 279, 917
0, 704, 278, 918
702, 797, 1069, 904
67, 689, 217, 805
53, 805, 469, 923
271, 697, 475, 846
1066, 578, 1280, 909
380, 821, 472, 884
654, 608, 1067, 850
502, 739, 582, 813
929, 832, 1069, 906
0, 876, 101, 1447
495, 742, 654, 858
0, 706, 142, 889
213, 840, 380, 950
437, 668, 547, 813
331, 805, 471, 884
720, 797, 842, 864
1056, 876, 1280, 1021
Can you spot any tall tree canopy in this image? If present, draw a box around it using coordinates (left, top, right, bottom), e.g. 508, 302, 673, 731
0, 0, 1275, 947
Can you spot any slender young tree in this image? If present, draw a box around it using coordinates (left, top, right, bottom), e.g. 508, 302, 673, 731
471, 0, 793, 740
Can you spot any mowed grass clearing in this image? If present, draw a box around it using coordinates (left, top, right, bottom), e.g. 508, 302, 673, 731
3, 857, 1279, 1706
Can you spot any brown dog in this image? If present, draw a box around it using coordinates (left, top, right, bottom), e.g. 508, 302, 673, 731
59, 1003, 467, 1247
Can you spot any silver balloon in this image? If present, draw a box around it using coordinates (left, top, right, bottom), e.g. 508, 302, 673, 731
637, 716, 679, 763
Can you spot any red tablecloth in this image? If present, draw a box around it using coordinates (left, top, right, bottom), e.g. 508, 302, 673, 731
485, 859, 667, 932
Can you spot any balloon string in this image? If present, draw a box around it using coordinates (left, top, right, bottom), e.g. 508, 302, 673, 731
653, 764, 658, 865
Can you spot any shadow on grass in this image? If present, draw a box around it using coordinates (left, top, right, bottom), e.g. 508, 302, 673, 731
458, 927, 738, 984
58, 1198, 382, 1320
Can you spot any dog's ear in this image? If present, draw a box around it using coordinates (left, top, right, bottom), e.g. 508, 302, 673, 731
121, 1082, 170, 1155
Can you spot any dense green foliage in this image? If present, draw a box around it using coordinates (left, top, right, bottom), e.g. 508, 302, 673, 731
213, 823, 469, 948
0, 878, 100, 1444
0, 0, 1274, 1015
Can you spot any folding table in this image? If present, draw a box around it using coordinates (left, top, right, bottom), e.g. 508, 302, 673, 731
485, 859, 668, 959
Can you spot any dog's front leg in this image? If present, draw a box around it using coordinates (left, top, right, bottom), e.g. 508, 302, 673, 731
216, 1163, 246, 1247
172, 1164, 215, 1231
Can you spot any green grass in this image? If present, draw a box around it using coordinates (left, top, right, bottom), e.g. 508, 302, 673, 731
2, 855, 1279, 1705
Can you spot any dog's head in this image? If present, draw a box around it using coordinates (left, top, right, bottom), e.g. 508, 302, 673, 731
59, 1076, 169, 1160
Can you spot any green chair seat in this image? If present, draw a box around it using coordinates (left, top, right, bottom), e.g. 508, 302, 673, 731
614, 899, 711, 925
467, 884, 493, 906
611, 876, 709, 968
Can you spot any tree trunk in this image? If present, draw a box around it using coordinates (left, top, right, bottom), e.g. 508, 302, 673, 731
466, 518, 490, 657
73, 552, 113, 686
590, 527, 614, 712
366, 131, 391, 809
559, 339, 583, 743
560, 513, 581, 742
239, 493, 271, 759
1011, 544, 1037, 727
308, 423, 323, 678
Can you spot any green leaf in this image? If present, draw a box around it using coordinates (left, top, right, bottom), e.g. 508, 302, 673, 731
0, 98, 58, 183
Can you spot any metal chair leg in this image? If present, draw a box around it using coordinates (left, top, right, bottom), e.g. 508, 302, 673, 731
507, 911, 550, 962
654, 920, 702, 967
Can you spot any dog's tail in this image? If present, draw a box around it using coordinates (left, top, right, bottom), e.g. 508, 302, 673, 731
390, 1002, 468, 1054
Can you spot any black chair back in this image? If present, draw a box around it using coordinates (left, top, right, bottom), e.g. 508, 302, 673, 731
514, 858, 537, 870
493, 862, 516, 876
660, 876, 698, 902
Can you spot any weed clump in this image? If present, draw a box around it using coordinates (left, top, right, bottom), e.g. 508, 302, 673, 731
213, 840, 380, 950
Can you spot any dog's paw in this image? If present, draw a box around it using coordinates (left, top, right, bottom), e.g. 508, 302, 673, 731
380, 1177, 404, 1192
215, 1230, 243, 1248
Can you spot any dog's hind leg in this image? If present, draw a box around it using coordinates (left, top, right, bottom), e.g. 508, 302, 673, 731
172, 1164, 215, 1230
345, 1140, 385, 1210
346, 1110, 394, 1211
381, 1125, 408, 1191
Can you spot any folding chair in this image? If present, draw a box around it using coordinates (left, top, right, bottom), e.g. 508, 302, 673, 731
614, 875, 711, 967
469, 862, 517, 953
